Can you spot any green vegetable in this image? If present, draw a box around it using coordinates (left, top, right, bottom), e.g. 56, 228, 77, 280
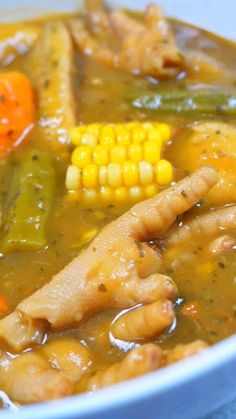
2, 150, 55, 251
129, 90, 236, 116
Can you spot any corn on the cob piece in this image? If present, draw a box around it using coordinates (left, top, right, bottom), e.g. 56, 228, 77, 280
66, 122, 173, 206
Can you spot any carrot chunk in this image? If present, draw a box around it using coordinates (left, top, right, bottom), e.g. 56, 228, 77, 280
0, 296, 9, 313
181, 301, 201, 320
0, 71, 35, 155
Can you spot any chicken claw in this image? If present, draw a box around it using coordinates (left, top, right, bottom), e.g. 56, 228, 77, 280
86, 339, 208, 391
168, 205, 236, 248
165, 340, 208, 364
0, 352, 73, 404
86, 343, 163, 391
0, 166, 216, 352
111, 300, 174, 341
69, 2, 184, 78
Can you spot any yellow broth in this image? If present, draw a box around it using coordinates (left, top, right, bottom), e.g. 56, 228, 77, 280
0, 12, 236, 402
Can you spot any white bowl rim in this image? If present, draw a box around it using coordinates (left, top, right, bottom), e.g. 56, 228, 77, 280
0, 1, 236, 417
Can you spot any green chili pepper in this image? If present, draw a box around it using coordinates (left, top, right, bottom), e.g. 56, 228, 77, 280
129, 90, 236, 116
2, 150, 55, 251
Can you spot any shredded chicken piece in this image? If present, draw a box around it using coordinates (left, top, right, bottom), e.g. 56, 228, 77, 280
0, 166, 216, 352
86, 343, 163, 391
0, 352, 73, 404
165, 340, 208, 364
69, 2, 184, 78
111, 300, 174, 341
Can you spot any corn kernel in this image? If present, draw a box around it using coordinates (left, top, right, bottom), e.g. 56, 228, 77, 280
87, 123, 101, 137
148, 127, 163, 146
114, 187, 128, 204
100, 125, 115, 147
100, 186, 113, 204
158, 123, 171, 143
111, 145, 127, 163
156, 159, 173, 186
139, 161, 154, 185
123, 161, 138, 187
72, 146, 91, 168
144, 140, 161, 164
81, 132, 97, 147
82, 164, 98, 189
129, 186, 143, 202
126, 122, 138, 130
93, 145, 109, 166
144, 184, 158, 198
66, 165, 81, 190
83, 189, 97, 205
128, 143, 143, 162
67, 122, 173, 206
107, 163, 122, 187
143, 122, 153, 130
68, 127, 83, 146
132, 127, 146, 143
115, 125, 130, 145
99, 166, 107, 186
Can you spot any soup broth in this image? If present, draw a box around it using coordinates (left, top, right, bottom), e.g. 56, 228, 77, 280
0, 2, 236, 406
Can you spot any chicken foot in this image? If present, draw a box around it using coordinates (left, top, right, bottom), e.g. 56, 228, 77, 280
168, 205, 236, 254
69, 2, 184, 78
0, 166, 216, 352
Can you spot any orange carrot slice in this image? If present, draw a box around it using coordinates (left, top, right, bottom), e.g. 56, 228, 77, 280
0, 296, 9, 313
0, 71, 35, 155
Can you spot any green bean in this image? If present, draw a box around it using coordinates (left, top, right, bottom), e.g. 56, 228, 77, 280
129, 90, 236, 116
1, 150, 55, 251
